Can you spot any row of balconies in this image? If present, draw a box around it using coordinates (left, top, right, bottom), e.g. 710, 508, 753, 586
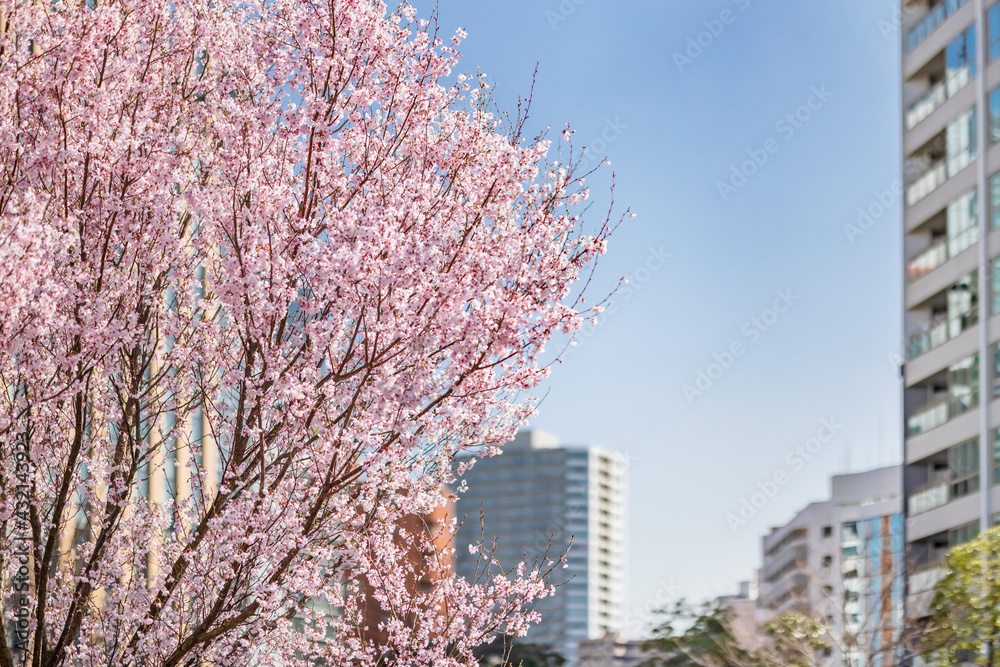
903, 12, 980, 351
907, 303, 978, 360
903, 0, 997, 631
906, 389, 976, 436
905, 105, 976, 208
908, 474, 982, 515
759, 572, 808, 611
906, 434, 1000, 551
902, 0, 977, 231
763, 543, 808, 584
905, 0, 971, 54
907, 219, 978, 284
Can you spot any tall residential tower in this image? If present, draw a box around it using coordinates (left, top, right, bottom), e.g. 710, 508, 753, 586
454, 430, 627, 667
900, 0, 999, 625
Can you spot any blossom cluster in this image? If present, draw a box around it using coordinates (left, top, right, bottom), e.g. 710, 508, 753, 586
0, 0, 613, 664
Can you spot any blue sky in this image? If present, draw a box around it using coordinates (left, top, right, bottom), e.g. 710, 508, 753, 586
411, 0, 904, 633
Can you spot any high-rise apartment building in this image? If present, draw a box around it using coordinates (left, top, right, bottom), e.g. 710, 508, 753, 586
899, 0, 1000, 627
758, 468, 903, 667
454, 430, 627, 667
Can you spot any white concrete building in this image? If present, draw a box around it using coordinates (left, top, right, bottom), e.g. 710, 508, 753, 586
717, 579, 766, 653
899, 0, 1000, 630
455, 430, 627, 667
758, 468, 903, 666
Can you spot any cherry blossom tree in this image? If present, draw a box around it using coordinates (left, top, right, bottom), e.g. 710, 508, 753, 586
0, 0, 614, 664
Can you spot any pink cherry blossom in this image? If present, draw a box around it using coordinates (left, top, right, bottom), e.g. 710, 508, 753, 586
0, 0, 618, 664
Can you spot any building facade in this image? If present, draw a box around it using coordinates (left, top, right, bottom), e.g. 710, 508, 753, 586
358, 496, 456, 647
454, 430, 627, 667
577, 633, 653, 667
899, 0, 1000, 628
758, 468, 903, 667
717, 579, 765, 654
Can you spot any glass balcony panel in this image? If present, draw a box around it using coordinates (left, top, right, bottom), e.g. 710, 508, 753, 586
907, 190, 979, 281
906, 82, 947, 130
907, 162, 948, 206
906, 392, 978, 435
931, 319, 950, 347
908, 480, 949, 515
947, 143, 975, 176
907, 241, 948, 281
946, 63, 973, 98
947, 223, 979, 256
906, 306, 977, 359
946, 26, 977, 95
947, 107, 978, 173
909, 565, 948, 594
907, 399, 949, 435
906, 0, 969, 52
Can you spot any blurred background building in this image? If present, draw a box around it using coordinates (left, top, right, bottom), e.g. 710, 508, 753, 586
577, 633, 651, 667
758, 467, 903, 666
455, 430, 627, 667
716, 579, 765, 653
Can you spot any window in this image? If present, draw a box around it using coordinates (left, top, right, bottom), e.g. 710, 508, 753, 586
822, 526, 833, 538
947, 25, 977, 96
950, 438, 980, 477
947, 107, 978, 177
822, 555, 833, 568
948, 189, 979, 256
841, 522, 858, 542
993, 258, 1000, 314
908, 351, 980, 436
949, 352, 980, 408
947, 273, 978, 323
949, 522, 980, 547
991, 89, 1000, 143
991, 4, 1000, 61
907, 0, 970, 52
992, 173, 1000, 229
994, 343, 1000, 397
992, 429, 1000, 484
949, 438, 981, 499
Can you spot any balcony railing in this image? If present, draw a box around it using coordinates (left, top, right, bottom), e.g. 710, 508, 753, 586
906, 82, 947, 130
909, 564, 948, 594
906, 306, 978, 358
907, 161, 947, 206
907, 241, 948, 281
763, 543, 808, 583
908, 480, 949, 515
906, 0, 969, 53
907, 393, 977, 435
947, 63, 973, 101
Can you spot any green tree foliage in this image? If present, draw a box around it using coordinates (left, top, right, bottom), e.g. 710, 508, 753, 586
763, 614, 831, 667
923, 526, 1000, 666
640, 600, 829, 667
